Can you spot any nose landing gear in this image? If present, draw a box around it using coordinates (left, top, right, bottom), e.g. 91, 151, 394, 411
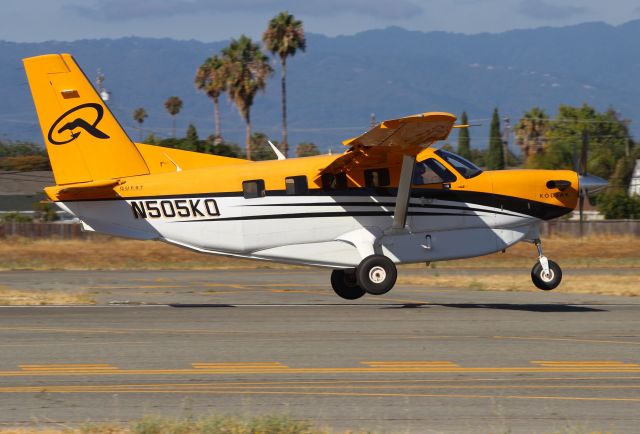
531, 239, 562, 290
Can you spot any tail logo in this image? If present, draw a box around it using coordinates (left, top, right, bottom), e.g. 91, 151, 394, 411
48, 103, 111, 145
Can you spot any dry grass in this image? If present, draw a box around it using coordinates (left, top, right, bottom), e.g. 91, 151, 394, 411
0, 237, 267, 271
0, 234, 638, 271
0, 285, 94, 305
0, 415, 332, 434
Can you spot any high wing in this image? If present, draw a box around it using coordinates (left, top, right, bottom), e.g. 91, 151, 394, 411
322, 111, 457, 233
324, 112, 456, 173
343, 112, 457, 149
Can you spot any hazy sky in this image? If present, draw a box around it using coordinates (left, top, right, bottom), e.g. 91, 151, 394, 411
1, 0, 639, 42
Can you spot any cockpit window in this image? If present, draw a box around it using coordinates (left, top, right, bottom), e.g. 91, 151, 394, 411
435, 149, 483, 179
413, 158, 457, 185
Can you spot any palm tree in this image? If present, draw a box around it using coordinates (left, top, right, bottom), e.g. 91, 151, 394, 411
164, 96, 183, 138
222, 35, 273, 160
132, 107, 148, 142
515, 107, 549, 162
195, 55, 227, 145
263, 11, 306, 157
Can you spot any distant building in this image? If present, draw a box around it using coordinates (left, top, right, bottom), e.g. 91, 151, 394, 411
0, 170, 52, 212
629, 159, 640, 197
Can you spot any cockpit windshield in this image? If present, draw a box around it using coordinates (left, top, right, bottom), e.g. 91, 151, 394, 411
435, 149, 483, 179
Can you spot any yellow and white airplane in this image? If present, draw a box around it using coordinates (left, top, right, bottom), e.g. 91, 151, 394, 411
23, 53, 608, 299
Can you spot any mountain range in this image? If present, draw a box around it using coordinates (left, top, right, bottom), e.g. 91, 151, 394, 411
1, 20, 639, 152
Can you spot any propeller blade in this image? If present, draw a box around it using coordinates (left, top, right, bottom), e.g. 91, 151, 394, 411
579, 192, 585, 237
579, 131, 588, 176
579, 193, 584, 217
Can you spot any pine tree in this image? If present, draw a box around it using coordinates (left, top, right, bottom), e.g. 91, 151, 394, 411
486, 108, 505, 170
183, 124, 199, 151
457, 111, 471, 160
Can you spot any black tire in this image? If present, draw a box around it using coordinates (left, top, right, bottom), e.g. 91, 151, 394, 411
357, 255, 397, 295
531, 259, 562, 291
331, 269, 366, 300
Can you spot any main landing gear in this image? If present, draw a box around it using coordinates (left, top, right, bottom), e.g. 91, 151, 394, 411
530, 239, 562, 290
331, 255, 398, 300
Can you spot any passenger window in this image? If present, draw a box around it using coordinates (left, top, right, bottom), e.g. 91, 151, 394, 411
413, 159, 457, 185
285, 176, 308, 195
243, 179, 266, 199
321, 172, 348, 190
364, 168, 390, 187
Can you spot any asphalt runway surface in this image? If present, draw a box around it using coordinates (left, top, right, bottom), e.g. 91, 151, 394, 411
1, 269, 640, 433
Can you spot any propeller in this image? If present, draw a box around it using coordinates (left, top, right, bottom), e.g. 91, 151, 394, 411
575, 131, 608, 235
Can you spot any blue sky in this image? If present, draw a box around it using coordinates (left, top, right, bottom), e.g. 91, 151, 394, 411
1, 0, 639, 42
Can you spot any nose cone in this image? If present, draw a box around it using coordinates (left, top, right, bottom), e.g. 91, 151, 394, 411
578, 174, 608, 194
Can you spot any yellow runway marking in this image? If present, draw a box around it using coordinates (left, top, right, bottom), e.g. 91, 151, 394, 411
532, 361, 640, 367
2, 364, 640, 377
18, 364, 121, 373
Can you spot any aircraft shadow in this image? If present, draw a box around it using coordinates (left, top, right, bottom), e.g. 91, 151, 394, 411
167, 303, 605, 312
439, 303, 605, 312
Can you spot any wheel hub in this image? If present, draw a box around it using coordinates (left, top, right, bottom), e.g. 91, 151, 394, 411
369, 266, 386, 283
540, 269, 554, 282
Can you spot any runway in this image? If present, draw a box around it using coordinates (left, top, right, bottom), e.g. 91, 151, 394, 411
1, 269, 640, 433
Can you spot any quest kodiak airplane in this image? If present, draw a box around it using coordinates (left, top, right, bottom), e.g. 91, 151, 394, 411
23, 53, 608, 300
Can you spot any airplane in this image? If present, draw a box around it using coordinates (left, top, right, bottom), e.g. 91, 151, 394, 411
23, 53, 608, 300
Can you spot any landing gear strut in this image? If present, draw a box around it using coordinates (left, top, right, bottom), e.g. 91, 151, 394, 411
530, 239, 562, 290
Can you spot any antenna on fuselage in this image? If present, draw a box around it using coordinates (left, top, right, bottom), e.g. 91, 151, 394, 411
267, 140, 286, 160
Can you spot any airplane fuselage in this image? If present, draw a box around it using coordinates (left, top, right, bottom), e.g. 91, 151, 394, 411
50, 147, 578, 268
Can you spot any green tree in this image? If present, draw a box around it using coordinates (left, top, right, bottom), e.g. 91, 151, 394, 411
295, 142, 320, 157
263, 11, 306, 158
210, 139, 242, 158
248, 132, 278, 161
164, 96, 183, 138
0, 141, 46, 157
182, 124, 199, 151
143, 133, 160, 145
223, 35, 273, 160
597, 191, 640, 219
456, 111, 471, 160
33, 202, 59, 222
537, 104, 632, 180
486, 108, 504, 170
132, 107, 148, 142
515, 107, 549, 167
195, 55, 227, 144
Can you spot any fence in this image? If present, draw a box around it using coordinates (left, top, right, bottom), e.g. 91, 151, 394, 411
1, 220, 639, 239
541, 220, 640, 237
0, 222, 89, 239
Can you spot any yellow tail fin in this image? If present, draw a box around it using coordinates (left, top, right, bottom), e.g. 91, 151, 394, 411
23, 53, 149, 185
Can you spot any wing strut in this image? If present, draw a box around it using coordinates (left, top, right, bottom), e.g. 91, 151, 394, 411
391, 154, 416, 231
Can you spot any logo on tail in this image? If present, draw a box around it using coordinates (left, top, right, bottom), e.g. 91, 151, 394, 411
48, 103, 110, 145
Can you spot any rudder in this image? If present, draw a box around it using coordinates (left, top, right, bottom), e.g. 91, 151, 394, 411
23, 53, 149, 185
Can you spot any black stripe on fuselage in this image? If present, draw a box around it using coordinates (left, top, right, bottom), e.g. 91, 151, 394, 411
247, 201, 525, 218
169, 210, 471, 223
59, 187, 572, 220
